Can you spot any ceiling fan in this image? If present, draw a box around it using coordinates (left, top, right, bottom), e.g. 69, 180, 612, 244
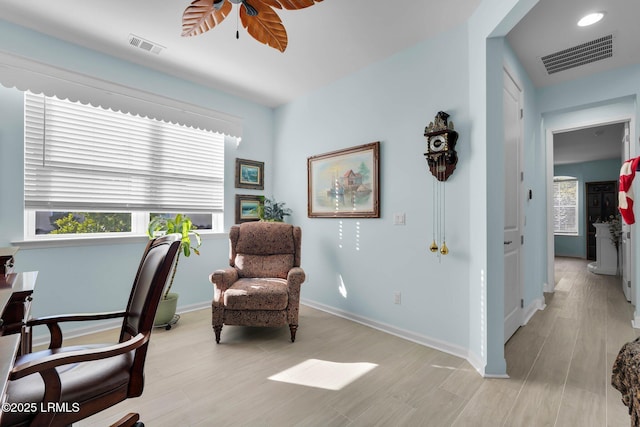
182, 0, 324, 52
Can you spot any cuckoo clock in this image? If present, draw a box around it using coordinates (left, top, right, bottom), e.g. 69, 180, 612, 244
424, 111, 458, 182
424, 111, 459, 256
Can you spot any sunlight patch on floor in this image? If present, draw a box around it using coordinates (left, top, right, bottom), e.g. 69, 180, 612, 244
268, 358, 377, 390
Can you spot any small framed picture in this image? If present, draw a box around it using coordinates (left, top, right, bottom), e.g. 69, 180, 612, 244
235, 158, 264, 190
235, 194, 263, 223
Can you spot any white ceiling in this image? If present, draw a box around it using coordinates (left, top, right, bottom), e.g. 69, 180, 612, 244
0, 0, 480, 108
507, 0, 639, 165
507, 0, 640, 88
553, 122, 625, 166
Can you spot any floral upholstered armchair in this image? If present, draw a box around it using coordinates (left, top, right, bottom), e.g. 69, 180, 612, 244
209, 222, 305, 343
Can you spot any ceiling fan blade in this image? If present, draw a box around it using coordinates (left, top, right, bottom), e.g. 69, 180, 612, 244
240, 2, 287, 52
182, 0, 233, 37
259, 0, 323, 10
242, 0, 259, 16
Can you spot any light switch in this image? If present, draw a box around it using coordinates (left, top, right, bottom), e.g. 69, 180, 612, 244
394, 213, 406, 225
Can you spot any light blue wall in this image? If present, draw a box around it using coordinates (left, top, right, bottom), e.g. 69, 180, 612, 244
0, 19, 274, 332
272, 0, 541, 376
554, 159, 622, 258
274, 25, 472, 350
467, 0, 539, 375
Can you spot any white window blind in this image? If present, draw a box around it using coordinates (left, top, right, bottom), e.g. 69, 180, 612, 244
24, 92, 224, 213
553, 176, 579, 235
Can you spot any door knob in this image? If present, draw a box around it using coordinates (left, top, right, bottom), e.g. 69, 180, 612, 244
504, 240, 512, 245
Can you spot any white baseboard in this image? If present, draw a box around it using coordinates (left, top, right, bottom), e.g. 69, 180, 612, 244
523, 297, 546, 325
31, 300, 211, 347
301, 298, 493, 377
30, 297, 515, 379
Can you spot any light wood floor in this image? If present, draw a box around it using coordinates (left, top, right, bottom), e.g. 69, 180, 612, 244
66, 257, 636, 426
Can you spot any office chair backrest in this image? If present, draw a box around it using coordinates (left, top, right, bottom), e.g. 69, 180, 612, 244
119, 233, 180, 396
121, 234, 180, 341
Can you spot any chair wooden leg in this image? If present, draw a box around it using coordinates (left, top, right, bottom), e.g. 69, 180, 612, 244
213, 325, 222, 343
110, 412, 142, 427
289, 324, 298, 342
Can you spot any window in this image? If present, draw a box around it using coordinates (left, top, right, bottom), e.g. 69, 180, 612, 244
24, 92, 224, 238
553, 176, 579, 235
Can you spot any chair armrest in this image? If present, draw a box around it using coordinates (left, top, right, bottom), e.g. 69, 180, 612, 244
287, 267, 306, 289
10, 332, 147, 381
28, 311, 126, 327
7, 333, 147, 427
27, 311, 126, 350
209, 268, 239, 292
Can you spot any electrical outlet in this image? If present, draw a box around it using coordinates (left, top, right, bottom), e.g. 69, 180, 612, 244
394, 292, 401, 305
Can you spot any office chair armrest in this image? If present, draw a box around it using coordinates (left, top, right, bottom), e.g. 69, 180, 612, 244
27, 311, 127, 350
209, 268, 239, 292
9, 332, 148, 382
7, 333, 147, 427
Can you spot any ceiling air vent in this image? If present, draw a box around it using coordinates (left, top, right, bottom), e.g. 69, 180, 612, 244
541, 34, 613, 75
128, 34, 164, 55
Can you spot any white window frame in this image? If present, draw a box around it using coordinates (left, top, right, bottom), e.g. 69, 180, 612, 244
553, 176, 579, 236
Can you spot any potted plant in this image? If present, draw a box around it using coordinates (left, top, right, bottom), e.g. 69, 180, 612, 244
608, 213, 623, 275
259, 196, 292, 222
147, 214, 202, 328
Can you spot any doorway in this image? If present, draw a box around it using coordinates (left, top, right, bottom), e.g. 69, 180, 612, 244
547, 118, 633, 298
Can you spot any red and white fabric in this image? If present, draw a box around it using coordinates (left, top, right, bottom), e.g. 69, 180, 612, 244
619, 156, 640, 225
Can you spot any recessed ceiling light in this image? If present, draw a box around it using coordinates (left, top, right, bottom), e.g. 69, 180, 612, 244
578, 12, 605, 27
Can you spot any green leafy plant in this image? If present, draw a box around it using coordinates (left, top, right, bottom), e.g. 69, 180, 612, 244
147, 214, 202, 299
607, 214, 622, 250
606, 213, 623, 276
258, 196, 292, 222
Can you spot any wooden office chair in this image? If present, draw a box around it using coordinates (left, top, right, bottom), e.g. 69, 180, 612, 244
0, 234, 181, 427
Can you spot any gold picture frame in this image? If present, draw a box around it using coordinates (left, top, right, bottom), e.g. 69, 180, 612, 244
307, 142, 380, 218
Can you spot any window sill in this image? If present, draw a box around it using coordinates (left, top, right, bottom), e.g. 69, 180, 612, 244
554, 233, 580, 237
12, 231, 226, 249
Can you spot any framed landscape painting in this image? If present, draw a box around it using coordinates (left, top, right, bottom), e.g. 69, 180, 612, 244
235, 158, 264, 190
235, 194, 263, 223
307, 141, 380, 218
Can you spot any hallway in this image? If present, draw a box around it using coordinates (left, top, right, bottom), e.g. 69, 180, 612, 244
501, 256, 637, 426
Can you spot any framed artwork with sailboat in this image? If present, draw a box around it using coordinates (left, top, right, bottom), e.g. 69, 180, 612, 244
307, 142, 380, 218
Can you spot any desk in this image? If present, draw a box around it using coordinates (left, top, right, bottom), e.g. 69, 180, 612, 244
0, 334, 20, 406
0, 272, 37, 414
1, 272, 37, 336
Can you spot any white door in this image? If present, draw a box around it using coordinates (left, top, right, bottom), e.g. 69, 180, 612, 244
621, 121, 633, 302
503, 69, 523, 343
